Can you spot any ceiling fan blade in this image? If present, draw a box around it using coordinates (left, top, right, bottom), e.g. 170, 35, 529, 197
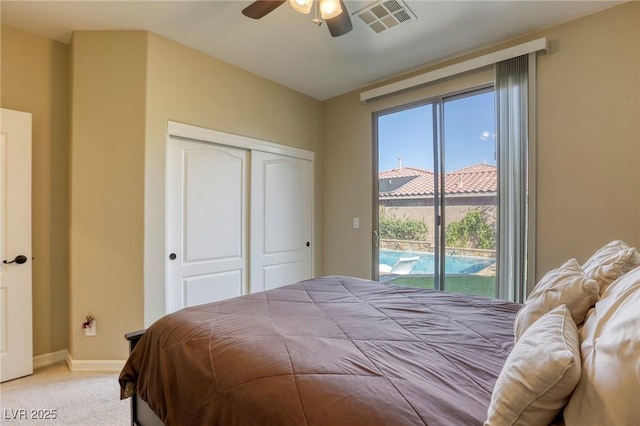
242, 0, 286, 19
326, 0, 353, 37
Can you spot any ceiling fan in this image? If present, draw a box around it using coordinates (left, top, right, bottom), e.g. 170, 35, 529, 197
242, 0, 353, 37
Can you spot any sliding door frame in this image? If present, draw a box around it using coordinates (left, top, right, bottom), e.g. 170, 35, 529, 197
372, 84, 495, 291
372, 98, 434, 282
438, 85, 495, 292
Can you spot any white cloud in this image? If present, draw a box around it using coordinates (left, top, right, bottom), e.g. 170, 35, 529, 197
480, 131, 496, 141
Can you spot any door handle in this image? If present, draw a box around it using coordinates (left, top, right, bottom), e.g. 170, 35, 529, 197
373, 230, 379, 248
3, 255, 27, 265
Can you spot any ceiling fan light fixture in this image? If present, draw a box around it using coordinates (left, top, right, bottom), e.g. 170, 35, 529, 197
290, 0, 313, 14
319, 0, 342, 19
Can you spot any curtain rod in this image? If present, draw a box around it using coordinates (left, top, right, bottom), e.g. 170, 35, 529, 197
360, 37, 547, 104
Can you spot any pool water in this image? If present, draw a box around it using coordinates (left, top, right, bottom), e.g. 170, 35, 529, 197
379, 249, 494, 274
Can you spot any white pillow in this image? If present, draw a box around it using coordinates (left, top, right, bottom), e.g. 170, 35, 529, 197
582, 240, 640, 294
485, 304, 581, 426
514, 259, 598, 340
563, 265, 640, 425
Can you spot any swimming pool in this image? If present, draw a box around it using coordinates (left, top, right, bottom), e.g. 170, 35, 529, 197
379, 249, 494, 274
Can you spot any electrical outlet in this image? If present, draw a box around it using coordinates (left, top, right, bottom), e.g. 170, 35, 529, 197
85, 320, 96, 337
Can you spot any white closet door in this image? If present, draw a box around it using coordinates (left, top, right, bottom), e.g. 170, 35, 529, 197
250, 151, 312, 293
166, 137, 247, 313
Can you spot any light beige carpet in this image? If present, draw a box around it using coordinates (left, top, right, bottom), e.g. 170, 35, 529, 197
0, 362, 129, 425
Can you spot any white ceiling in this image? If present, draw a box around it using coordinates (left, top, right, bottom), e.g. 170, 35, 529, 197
1, 1, 622, 100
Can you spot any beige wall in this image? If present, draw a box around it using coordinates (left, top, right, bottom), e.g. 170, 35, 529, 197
534, 2, 639, 279
0, 25, 70, 357
322, 68, 494, 278
321, 1, 640, 283
143, 33, 323, 325
2, 26, 322, 361
69, 27, 319, 357
69, 31, 147, 360
71, 30, 322, 359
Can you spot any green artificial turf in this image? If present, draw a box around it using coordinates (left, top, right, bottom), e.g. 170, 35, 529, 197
386, 275, 497, 298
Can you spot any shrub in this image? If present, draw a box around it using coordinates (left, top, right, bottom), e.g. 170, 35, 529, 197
445, 209, 495, 250
380, 215, 427, 241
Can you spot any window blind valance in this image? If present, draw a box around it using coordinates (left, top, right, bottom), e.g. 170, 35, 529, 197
360, 38, 547, 104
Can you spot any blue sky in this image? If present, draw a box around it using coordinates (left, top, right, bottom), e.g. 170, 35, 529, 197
378, 91, 496, 173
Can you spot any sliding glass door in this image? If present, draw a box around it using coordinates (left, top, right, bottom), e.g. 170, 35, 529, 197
441, 89, 497, 296
374, 88, 497, 297
376, 102, 436, 287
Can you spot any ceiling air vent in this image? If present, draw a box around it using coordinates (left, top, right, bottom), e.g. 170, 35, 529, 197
354, 0, 417, 34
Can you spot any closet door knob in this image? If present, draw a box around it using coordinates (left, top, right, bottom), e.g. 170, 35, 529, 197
169, 253, 177, 260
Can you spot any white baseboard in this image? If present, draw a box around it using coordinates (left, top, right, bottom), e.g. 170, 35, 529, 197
33, 349, 69, 369
33, 349, 125, 372
66, 352, 125, 372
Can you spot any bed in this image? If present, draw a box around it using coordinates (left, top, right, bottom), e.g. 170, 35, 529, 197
121, 240, 640, 425
119, 275, 521, 425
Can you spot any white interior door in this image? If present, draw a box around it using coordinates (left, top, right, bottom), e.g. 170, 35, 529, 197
166, 137, 247, 313
250, 151, 312, 293
0, 108, 33, 382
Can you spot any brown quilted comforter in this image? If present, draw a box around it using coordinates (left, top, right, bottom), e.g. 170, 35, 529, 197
119, 276, 520, 425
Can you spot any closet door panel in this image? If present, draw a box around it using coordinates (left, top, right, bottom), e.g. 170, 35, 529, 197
167, 137, 247, 313
183, 271, 243, 307
263, 263, 304, 291
184, 148, 243, 260
251, 151, 313, 293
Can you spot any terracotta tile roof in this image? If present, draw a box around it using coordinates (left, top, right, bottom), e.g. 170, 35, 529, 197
449, 164, 496, 174
378, 166, 430, 179
446, 163, 497, 195
380, 164, 496, 198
